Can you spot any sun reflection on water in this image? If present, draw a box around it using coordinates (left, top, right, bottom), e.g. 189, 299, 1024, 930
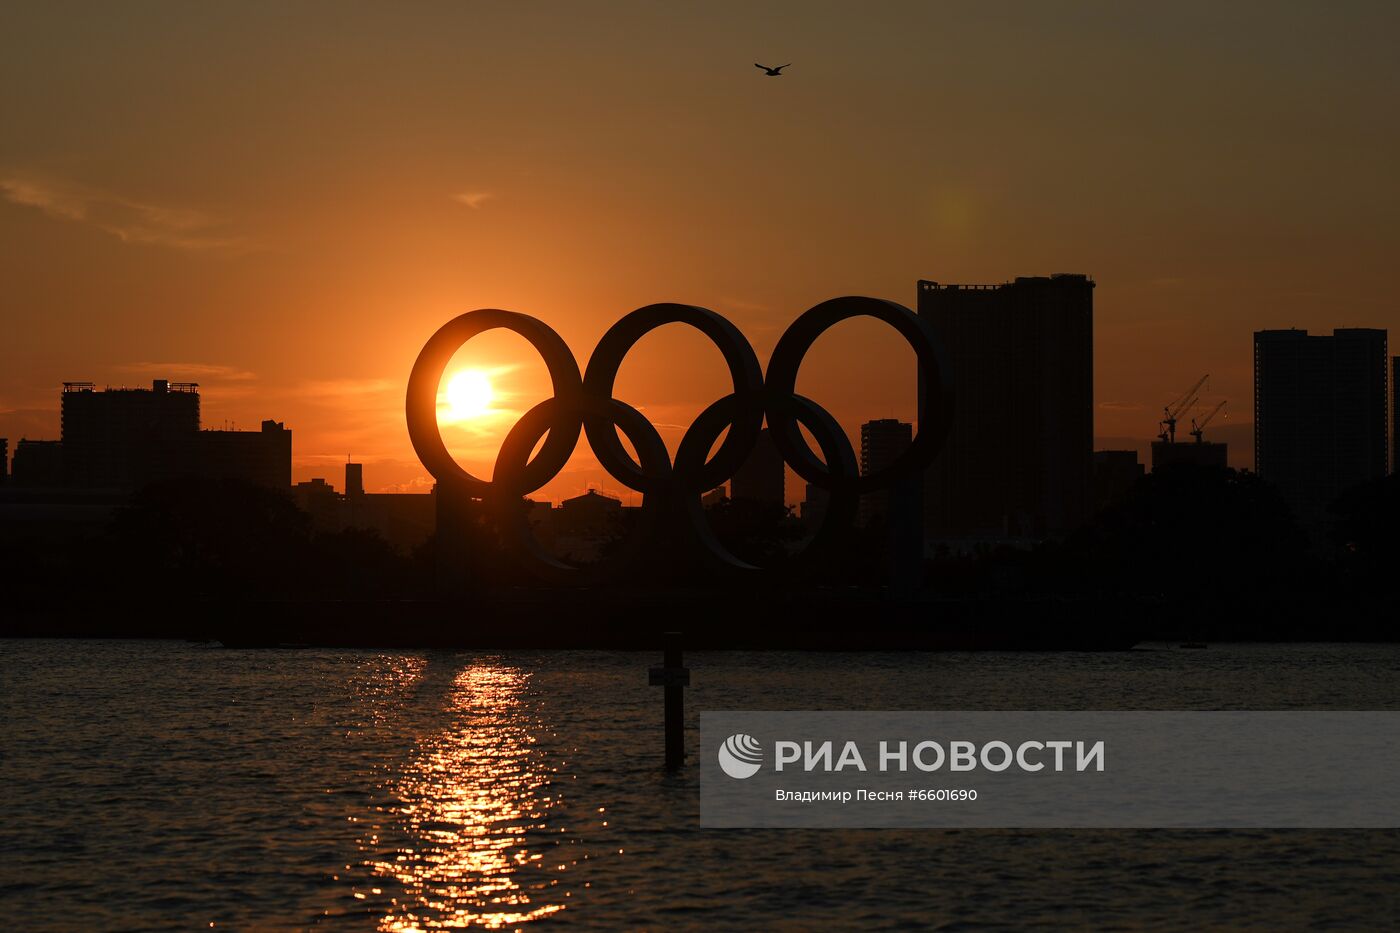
359, 661, 573, 929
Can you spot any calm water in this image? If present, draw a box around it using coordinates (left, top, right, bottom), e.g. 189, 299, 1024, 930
4, 640, 1400, 930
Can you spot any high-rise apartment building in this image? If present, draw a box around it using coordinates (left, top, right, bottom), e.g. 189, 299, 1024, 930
859, 418, 912, 526
58, 379, 291, 490
918, 274, 1094, 539
1254, 328, 1388, 518
729, 427, 785, 507
60, 380, 200, 489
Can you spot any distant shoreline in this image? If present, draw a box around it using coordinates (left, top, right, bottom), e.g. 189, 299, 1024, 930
5, 592, 1395, 649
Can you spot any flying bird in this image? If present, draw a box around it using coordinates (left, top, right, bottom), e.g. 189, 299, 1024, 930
754, 63, 791, 76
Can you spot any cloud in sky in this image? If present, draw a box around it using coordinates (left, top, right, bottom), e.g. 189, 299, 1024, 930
118, 362, 257, 381
381, 474, 436, 494
0, 173, 256, 253
451, 191, 496, 210
0, 405, 60, 440
297, 377, 400, 401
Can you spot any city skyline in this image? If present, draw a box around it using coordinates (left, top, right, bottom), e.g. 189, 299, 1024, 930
0, 273, 1320, 504
0, 288, 1382, 507
5, 3, 1400, 501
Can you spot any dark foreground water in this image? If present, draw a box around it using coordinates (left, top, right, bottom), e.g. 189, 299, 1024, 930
3, 640, 1400, 930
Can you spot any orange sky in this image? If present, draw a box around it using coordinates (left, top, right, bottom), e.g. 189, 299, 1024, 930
3, 2, 1397, 503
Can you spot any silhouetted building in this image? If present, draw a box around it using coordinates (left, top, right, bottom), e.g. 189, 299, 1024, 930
0, 438, 7, 486
729, 427, 785, 506
289, 466, 434, 551
1393, 356, 1399, 475
293, 477, 339, 527
50, 379, 292, 492
363, 492, 435, 552
526, 493, 551, 529
557, 489, 622, 531
339, 463, 434, 551
61, 380, 200, 489
1254, 328, 1389, 519
342, 462, 366, 527
194, 420, 291, 488
345, 462, 364, 498
1151, 440, 1227, 472
554, 490, 624, 562
919, 274, 1094, 540
11, 439, 63, 487
1092, 450, 1143, 511
859, 418, 912, 526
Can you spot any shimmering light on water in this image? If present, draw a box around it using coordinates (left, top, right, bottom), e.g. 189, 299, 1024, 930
4, 641, 1400, 929
364, 663, 568, 930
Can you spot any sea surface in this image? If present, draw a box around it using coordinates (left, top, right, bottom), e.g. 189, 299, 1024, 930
3, 640, 1400, 930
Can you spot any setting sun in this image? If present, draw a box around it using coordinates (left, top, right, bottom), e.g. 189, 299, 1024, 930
445, 369, 494, 420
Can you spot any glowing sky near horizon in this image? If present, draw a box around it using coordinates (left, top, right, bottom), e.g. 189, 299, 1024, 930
2, 1, 1397, 501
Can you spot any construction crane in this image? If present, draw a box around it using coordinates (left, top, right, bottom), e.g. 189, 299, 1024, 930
1158, 374, 1209, 444
1189, 400, 1226, 443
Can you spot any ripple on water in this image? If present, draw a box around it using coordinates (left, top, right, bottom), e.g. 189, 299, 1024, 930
3, 641, 1400, 928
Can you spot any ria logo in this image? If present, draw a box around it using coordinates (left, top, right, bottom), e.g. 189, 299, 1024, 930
718, 733, 764, 779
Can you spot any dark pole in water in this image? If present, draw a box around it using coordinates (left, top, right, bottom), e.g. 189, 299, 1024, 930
649, 631, 690, 770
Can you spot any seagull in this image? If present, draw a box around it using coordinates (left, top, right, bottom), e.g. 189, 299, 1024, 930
754, 63, 791, 76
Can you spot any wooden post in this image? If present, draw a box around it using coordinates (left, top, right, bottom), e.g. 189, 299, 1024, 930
649, 631, 689, 770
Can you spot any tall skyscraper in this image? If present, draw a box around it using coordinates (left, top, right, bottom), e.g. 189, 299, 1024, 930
729, 427, 785, 506
918, 274, 1094, 539
800, 481, 829, 529
345, 462, 365, 498
859, 418, 912, 526
1254, 328, 1388, 518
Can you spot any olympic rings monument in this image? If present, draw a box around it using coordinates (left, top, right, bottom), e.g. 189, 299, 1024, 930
406, 297, 954, 616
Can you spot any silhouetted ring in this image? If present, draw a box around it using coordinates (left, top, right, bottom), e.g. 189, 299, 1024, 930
406, 310, 583, 498
583, 303, 765, 496
493, 394, 671, 582
408, 298, 953, 584
764, 296, 954, 494
676, 392, 859, 575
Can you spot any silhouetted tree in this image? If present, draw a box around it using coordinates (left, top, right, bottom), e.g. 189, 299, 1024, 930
1330, 472, 1400, 599
105, 477, 312, 599
1060, 466, 1309, 602
305, 526, 411, 599
704, 497, 803, 568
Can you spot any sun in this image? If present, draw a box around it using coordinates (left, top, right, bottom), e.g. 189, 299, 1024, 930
445, 369, 494, 420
